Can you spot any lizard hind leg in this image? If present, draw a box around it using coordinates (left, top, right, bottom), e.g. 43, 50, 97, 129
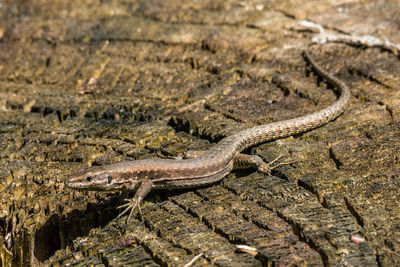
233, 153, 296, 175
117, 179, 153, 222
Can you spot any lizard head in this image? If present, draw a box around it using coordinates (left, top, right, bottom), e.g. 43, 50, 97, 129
67, 166, 125, 191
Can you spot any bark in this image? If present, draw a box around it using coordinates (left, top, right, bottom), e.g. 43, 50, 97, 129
0, 0, 399, 266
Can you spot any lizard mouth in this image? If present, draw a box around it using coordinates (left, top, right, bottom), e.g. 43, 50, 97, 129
65, 176, 125, 191
65, 178, 85, 189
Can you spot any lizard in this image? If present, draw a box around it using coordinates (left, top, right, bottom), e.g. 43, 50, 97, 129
67, 51, 350, 221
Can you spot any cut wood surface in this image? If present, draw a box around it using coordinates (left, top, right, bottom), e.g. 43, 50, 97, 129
0, 0, 399, 266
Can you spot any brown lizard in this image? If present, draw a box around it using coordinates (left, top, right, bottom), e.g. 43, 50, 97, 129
67, 51, 350, 221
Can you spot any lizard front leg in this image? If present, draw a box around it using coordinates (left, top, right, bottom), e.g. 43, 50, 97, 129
117, 179, 153, 222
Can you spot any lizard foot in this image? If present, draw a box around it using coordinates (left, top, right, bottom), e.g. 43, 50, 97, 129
258, 155, 297, 175
116, 179, 153, 222
117, 197, 142, 222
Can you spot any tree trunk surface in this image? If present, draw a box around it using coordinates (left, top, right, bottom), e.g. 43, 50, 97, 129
0, 0, 399, 266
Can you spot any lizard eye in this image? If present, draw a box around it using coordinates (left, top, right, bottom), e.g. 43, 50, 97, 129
86, 176, 93, 182
107, 175, 112, 184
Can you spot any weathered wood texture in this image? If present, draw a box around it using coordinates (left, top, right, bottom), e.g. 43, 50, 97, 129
0, 0, 400, 266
